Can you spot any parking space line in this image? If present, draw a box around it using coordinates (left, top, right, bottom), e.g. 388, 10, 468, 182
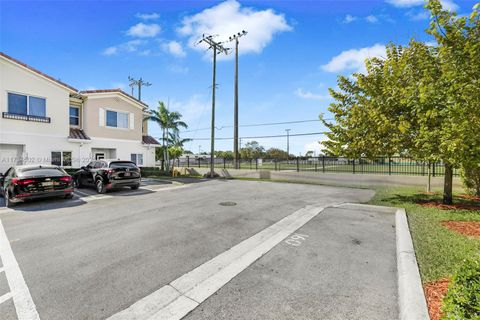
0, 219, 40, 319
73, 190, 92, 197
107, 204, 325, 320
0, 292, 12, 305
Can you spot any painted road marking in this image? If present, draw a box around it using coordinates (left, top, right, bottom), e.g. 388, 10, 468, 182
108, 204, 325, 320
73, 189, 92, 197
284, 233, 309, 247
0, 266, 4, 273
0, 292, 13, 305
0, 219, 40, 319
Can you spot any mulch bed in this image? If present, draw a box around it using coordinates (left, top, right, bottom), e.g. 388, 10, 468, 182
424, 278, 450, 320
417, 200, 480, 211
442, 221, 480, 237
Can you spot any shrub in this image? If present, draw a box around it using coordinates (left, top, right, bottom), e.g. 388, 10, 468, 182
442, 257, 480, 319
461, 164, 480, 197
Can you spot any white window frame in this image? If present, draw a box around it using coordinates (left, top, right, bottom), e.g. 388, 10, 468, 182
51, 151, 73, 167
69, 106, 80, 127
6, 91, 47, 117
105, 108, 129, 129
131, 153, 144, 166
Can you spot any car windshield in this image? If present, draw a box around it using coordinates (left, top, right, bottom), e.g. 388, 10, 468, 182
109, 162, 137, 169
18, 168, 66, 177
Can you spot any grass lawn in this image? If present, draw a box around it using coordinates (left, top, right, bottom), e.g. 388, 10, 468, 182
369, 187, 480, 283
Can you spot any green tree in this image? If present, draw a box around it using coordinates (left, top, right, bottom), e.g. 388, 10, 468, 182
265, 148, 289, 159
240, 141, 265, 159
144, 101, 188, 171
322, 0, 480, 204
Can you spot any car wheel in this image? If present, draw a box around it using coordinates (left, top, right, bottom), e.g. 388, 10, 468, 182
96, 179, 106, 194
64, 193, 74, 199
5, 191, 15, 208
130, 185, 139, 190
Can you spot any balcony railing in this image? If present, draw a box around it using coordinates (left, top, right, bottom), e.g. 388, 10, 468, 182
2, 112, 51, 123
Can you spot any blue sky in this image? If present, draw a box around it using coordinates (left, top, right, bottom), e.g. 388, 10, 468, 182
1, 0, 477, 155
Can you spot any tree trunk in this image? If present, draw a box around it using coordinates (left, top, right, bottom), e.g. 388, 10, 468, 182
443, 163, 453, 205
162, 128, 166, 171
427, 162, 432, 193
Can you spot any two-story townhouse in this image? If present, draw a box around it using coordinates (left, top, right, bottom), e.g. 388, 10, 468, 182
0, 52, 160, 173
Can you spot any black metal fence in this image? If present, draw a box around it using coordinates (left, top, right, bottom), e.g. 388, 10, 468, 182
172, 156, 459, 177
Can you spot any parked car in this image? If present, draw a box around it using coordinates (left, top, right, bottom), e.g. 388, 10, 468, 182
0, 165, 74, 208
73, 160, 141, 194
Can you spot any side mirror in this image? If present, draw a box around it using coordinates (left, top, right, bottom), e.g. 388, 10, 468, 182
81, 166, 86, 170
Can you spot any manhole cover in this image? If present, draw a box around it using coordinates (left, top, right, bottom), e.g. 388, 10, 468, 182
219, 201, 237, 206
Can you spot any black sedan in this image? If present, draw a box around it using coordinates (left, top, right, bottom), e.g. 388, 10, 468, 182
72, 160, 141, 194
0, 165, 74, 208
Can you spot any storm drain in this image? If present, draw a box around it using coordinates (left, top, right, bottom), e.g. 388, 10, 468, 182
219, 201, 237, 206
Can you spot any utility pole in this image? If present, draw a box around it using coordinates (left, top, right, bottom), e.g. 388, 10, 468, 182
285, 129, 291, 160
228, 30, 247, 169
128, 76, 152, 101
198, 35, 229, 178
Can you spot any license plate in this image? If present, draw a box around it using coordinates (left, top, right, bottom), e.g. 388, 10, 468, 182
124, 172, 131, 177
42, 181, 54, 187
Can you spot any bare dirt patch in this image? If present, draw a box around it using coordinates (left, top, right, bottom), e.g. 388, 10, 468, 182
442, 221, 480, 237
424, 278, 450, 320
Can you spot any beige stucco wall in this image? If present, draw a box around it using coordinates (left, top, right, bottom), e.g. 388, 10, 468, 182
83, 94, 143, 141
0, 57, 71, 137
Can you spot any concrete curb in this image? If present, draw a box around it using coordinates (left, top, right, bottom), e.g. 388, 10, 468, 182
396, 208, 430, 320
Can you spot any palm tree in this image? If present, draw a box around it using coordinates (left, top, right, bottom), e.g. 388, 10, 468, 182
144, 101, 187, 171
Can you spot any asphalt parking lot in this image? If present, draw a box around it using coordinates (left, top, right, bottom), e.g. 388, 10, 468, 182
0, 179, 398, 320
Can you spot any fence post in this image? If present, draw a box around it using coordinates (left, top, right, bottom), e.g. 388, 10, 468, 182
296, 157, 299, 172
198, 158, 200, 168
388, 157, 392, 175
315, 162, 317, 172
223, 157, 226, 169
352, 159, 356, 174
187, 156, 190, 167
322, 156, 325, 173
433, 162, 436, 177
250, 159, 252, 170
275, 160, 277, 171
255, 158, 258, 170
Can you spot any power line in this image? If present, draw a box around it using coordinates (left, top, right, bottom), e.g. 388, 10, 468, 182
181, 131, 329, 141
180, 119, 331, 133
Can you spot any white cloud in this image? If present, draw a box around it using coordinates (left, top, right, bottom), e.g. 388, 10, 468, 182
321, 44, 386, 74
127, 23, 161, 38
102, 46, 118, 56
294, 88, 329, 100
136, 12, 160, 20
365, 15, 379, 23
101, 40, 147, 56
386, 0, 458, 11
406, 10, 430, 20
178, 0, 292, 59
168, 65, 189, 74
162, 41, 186, 58
343, 14, 357, 23
304, 137, 329, 155
170, 94, 210, 124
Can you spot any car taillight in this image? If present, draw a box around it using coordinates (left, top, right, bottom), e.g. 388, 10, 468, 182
59, 176, 72, 182
106, 169, 114, 174
12, 178, 36, 185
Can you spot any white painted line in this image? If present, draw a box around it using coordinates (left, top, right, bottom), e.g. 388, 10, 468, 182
108, 204, 324, 320
0, 219, 40, 319
73, 190, 91, 197
0, 292, 12, 305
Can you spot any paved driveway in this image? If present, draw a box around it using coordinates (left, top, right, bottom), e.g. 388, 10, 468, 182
0, 179, 397, 320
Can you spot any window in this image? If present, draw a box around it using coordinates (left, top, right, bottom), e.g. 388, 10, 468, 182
131, 154, 143, 166
70, 107, 80, 126
51, 151, 72, 167
7, 93, 46, 116
106, 110, 129, 128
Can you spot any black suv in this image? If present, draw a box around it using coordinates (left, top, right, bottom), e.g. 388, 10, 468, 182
73, 160, 141, 193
